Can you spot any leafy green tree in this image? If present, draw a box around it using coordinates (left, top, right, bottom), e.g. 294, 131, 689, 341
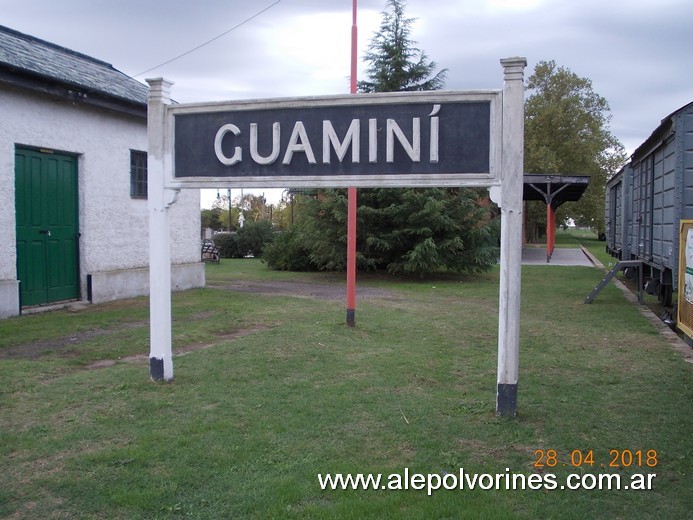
210, 193, 238, 232
236, 193, 268, 223
267, 199, 291, 230
211, 192, 274, 232
524, 60, 626, 235
201, 207, 223, 233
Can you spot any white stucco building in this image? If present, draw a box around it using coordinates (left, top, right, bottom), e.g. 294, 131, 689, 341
0, 25, 204, 319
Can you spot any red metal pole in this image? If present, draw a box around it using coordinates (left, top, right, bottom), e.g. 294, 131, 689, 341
350, 0, 358, 94
551, 206, 556, 257
546, 203, 551, 262
346, 186, 357, 325
346, 0, 358, 326
552, 206, 555, 256
547, 204, 556, 262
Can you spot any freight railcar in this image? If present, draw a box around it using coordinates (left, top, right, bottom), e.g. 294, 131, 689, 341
605, 101, 693, 307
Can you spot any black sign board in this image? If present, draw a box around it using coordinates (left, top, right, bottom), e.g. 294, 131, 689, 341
168, 92, 500, 188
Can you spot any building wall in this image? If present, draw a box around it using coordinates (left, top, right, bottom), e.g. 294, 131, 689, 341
0, 84, 204, 318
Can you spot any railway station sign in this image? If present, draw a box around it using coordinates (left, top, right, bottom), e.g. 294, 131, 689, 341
166, 91, 501, 189
146, 57, 527, 418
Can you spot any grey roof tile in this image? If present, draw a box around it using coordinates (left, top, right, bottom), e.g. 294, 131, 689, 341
0, 25, 147, 106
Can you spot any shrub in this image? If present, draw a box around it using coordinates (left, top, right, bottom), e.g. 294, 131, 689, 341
235, 220, 274, 258
212, 221, 275, 259
296, 188, 500, 275
212, 233, 241, 258
263, 228, 316, 271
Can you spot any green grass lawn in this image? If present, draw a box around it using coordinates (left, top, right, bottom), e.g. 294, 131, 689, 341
0, 259, 691, 519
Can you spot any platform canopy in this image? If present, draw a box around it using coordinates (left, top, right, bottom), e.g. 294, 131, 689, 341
523, 174, 590, 209
522, 174, 591, 262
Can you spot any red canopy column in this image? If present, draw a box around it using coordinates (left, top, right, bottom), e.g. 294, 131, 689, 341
547, 203, 556, 262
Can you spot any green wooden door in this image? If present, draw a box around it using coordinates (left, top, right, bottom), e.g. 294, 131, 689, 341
15, 148, 79, 306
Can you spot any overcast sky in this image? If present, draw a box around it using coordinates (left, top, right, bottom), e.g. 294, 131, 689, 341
3, 0, 691, 206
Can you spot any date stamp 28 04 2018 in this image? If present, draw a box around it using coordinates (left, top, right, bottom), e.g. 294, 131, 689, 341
533, 449, 658, 469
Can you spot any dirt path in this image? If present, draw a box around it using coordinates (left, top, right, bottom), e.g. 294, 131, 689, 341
209, 279, 397, 301
0, 321, 147, 360
1, 281, 399, 367
84, 325, 270, 370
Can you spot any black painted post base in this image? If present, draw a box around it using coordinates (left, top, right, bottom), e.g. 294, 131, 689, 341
496, 383, 517, 417
150, 357, 164, 382
346, 308, 355, 327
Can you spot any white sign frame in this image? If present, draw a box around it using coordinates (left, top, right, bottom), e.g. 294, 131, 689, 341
146, 57, 527, 417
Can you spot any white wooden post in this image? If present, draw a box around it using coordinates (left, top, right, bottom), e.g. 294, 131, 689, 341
496, 58, 526, 416
146, 78, 174, 381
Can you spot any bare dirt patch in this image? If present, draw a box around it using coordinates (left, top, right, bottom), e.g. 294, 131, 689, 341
0, 322, 147, 360
83, 325, 270, 370
2, 280, 398, 367
210, 280, 397, 301
0, 320, 268, 368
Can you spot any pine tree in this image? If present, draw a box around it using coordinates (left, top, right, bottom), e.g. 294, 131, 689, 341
357, 0, 496, 275
358, 0, 447, 93
287, 0, 498, 276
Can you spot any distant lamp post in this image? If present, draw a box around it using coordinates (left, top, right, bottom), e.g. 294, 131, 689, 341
216, 188, 232, 232
283, 189, 295, 226
227, 188, 231, 232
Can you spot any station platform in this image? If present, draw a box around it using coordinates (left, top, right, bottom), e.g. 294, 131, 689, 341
521, 247, 595, 267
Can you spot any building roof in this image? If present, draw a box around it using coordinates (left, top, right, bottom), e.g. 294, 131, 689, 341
0, 25, 147, 117
631, 100, 693, 163
523, 174, 591, 209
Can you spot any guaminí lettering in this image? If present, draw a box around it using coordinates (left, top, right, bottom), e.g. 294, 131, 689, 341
214, 104, 441, 167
